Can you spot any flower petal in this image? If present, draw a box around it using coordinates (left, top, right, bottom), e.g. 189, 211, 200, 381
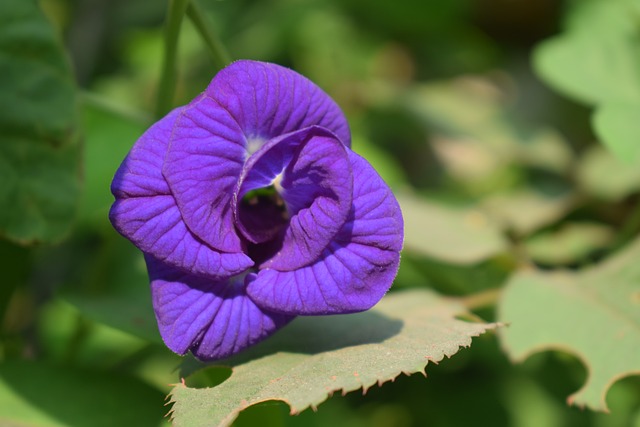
163, 59, 351, 253
109, 108, 252, 279
268, 133, 354, 270
146, 256, 293, 361
163, 97, 247, 253
247, 152, 403, 314
111, 108, 181, 198
208, 60, 351, 147
234, 126, 353, 270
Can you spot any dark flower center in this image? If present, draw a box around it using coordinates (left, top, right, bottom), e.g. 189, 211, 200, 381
238, 184, 289, 263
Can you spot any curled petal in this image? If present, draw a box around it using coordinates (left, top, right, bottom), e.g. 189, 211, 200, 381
110, 109, 252, 279
269, 131, 353, 270
235, 127, 353, 271
233, 127, 320, 244
146, 256, 293, 361
247, 152, 403, 314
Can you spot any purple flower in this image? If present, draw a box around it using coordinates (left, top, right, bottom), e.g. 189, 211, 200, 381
109, 60, 403, 361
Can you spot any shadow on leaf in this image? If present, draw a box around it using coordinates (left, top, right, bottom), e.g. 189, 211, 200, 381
181, 310, 403, 379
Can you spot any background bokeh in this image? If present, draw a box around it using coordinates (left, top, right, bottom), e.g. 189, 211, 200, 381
1, 0, 639, 426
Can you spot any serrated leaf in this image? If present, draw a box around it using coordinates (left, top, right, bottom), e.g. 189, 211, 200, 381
0, 360, 166, 427
398, 193, 508, 264
593, 102, 640, 165
169, 289, 499, 427
0, 0, 80, 244
498, 238, 640, 411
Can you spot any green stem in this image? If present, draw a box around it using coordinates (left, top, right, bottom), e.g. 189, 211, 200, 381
155, 0, 190, 119
186, 0, 232, 70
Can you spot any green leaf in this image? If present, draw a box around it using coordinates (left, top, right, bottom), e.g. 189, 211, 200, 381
524, 222, 614, 266
37, 298, 149, 366
80, 97, 148, 222
576, 145, 640, 201
593, 102, 640, 165
498, 238, 640, 411
533, 28, 640, 106
0, 360, 166, 427
564, 0, 639, 35
481, 190, 575, 237
0, 0, 80, 244
63, 232, 162, 343
350, 133, 409, 189
169, 290, 499, 427
398, 193, 508, 264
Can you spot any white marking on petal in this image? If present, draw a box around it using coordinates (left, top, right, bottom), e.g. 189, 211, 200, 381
246, 136, 265, 157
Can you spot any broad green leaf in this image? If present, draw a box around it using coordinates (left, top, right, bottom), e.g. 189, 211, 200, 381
170, 290, 499, 427
576, 145, 640, 201
503, 375, 572, 427
36, 298, 182, 392
80, 97, 148, 222
397, 253, 512, 296
398, 193, 508, 264
37, 299, 148, 366
481, 190, 575, 237
564, 0, 639, 35
533, 0, 640, 104
0, 0, 80, 244
524, 222, 614, 266
498, 238, 640, 411
0, 360, 166, 427
62, 231, 161, 343
593, 102, 640, 165
534, 32, 640, 105
0, 240, 30, 319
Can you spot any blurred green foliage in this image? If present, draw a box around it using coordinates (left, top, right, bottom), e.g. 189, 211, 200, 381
1, 0, 640, 425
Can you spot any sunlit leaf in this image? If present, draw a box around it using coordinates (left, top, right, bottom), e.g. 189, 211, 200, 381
564, 0, 639, 35
0, 360, 166, 427
398, 193, 508, 264
498, 238, 640, 411
576, 145, 640, 201
524, 222, 614, 266
533, 32, 640, 105
0, 0, 80, 244
170, 289, 499, 427
533, 29, 640, 106
481, 190, 575, 237
533, 0, 640, 164
593, 102, 640, 165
